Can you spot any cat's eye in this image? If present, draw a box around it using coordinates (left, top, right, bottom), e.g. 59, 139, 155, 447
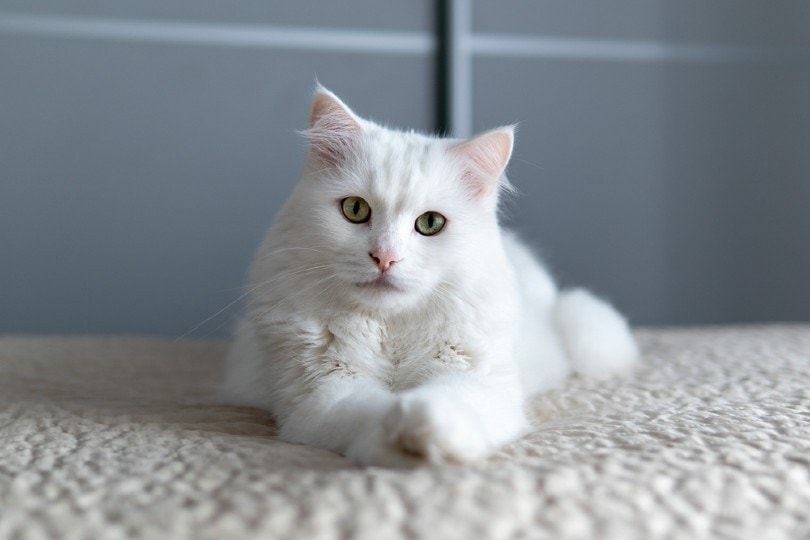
415, 211, 446, 236
341, 196, 371, 223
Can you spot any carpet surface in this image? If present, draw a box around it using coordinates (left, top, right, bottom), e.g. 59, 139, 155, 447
1, 326, 808, 539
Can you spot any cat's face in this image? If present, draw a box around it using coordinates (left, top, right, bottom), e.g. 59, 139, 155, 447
285, 88, 514, 313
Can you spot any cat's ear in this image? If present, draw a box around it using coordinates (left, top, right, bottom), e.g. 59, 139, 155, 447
305, 86, 364, 167
451, 126, 515, 202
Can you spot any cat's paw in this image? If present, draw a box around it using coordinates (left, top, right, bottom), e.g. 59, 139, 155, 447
383, 394, 492, 465
345, 424, 422, 468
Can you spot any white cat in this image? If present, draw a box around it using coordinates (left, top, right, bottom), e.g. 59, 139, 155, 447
222, 86, 639, 466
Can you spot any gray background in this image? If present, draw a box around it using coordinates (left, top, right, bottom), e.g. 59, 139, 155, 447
1, 1, 808, 337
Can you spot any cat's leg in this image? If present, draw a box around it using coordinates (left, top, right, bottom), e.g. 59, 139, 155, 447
278, 375, 419, 467
384, 370, 528, 464
553, 288, 639, 377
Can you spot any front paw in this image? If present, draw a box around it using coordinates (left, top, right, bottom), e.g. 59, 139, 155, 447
345, 424, 422, 468
383, 394, 492, 465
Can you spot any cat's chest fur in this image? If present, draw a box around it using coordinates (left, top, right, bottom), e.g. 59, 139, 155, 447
317, 311, 473, 392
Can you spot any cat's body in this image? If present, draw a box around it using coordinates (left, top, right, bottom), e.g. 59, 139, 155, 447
222, 87, 639, 466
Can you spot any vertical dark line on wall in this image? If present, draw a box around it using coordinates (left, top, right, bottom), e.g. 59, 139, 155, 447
438, 0, 472, 137
435, 0, 451, 136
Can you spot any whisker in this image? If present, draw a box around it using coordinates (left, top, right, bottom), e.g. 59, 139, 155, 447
175, 291, 253, 341
232, 263, 334, 295
254, 245, 331, 262
253, 273, 341, 320
176, 262, 334, 340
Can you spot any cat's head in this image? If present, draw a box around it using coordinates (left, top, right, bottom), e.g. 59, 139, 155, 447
282, 86, 514, 313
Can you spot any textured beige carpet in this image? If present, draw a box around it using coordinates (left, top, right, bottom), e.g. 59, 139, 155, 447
1, 326, 809, 539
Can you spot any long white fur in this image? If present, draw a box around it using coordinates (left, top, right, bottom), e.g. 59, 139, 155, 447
221, 86, 639, 466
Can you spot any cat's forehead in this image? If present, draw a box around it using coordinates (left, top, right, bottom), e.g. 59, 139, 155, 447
359, 128, 456, 204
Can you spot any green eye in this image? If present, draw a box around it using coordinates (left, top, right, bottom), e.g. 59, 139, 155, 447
415, 211, 446, 236
341, 196, 371, 223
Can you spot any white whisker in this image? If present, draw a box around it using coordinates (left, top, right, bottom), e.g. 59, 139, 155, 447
253, 273, 341, 320
176, 261, 334, 339
254, 245, 330, 262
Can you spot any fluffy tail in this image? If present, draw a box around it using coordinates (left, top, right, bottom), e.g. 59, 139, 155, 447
553, 288, 640, 378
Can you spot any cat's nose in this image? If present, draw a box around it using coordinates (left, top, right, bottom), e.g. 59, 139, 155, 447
369, 249, 401, 272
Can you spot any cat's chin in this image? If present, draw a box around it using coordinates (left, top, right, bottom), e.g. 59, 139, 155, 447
354, 275, 404, 293
349, 276, 426, 312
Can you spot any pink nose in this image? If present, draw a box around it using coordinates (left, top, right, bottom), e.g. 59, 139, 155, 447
369, 249, 401, 272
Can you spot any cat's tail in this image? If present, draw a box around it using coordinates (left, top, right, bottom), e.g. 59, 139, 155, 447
553, 288, 640, 378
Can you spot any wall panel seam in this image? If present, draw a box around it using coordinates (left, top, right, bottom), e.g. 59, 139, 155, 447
0, 12, 435, 55
472, 34, 810, 64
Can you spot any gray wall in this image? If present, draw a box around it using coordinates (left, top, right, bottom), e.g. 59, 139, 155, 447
1, 2, 808, 337
469, 0, 810, 325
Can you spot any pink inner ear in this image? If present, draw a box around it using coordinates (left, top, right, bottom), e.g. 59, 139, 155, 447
308, 91, 363, 167
454, 128, 514, 199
